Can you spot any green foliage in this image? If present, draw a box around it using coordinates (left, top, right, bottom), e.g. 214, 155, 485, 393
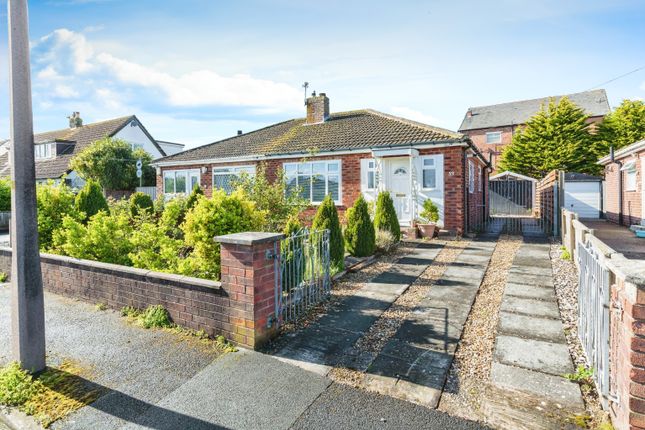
375, 230, 397, 253
564, 364, 594, 384
52, 211, 134, 266
159, 196, 188, 239
140, 305, 172, 329
129, 192, 154, 218
121, 306, 140, 318
312, 194, 344, 270
235, 164, 307, 231
282, 216, 305, 288
594, 99, 645, 155
0, 177, 11, 211
0, 362, 38, 407
561, 248, 572, 260
69, 137, 155, 190
179, 190, 264, 279
0, 272, 7, 282
95, 303, 107, 311
420, 198, 440, 223
36, 181, 80, 250
185, 184, 204, 210
75, 180, 109, 222
344, 195, 376, 257
499, 97, 599, 177
129, 219, 183, 272
374, 191, 401, 242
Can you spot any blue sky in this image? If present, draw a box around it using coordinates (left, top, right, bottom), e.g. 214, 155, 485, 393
0, 0, 643, 148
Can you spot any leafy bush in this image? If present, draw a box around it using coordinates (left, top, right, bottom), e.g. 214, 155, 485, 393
75, 180, 108, 222
312, 194, 344, 271
0, 272, 7, 282
52, 211, 134, 266
0, 177, 11, 211
159, 196, 188, 239
420, 198, 439, 223
140, 305, 172, 329
129, 192, 154, 218
375, 230, 396, 253
185, 184, 204, 210
374, 191, 400, 242
36, 181, 80, 250
129, 220, 183, 272
344, 195, 375, 257
235, 164, 307, 232
179, 190, 264, 280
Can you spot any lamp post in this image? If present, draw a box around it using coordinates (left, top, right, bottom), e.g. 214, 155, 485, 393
8, 0, 46, 372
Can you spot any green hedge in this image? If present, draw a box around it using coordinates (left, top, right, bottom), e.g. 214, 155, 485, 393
374, 191, 400, 242
75, 180, 108, 222
344, 195, 375, 257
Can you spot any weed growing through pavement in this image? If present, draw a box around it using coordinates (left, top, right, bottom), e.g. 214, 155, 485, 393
560, 248, 572, 260
94, 303, 107, 311
0, 272, 7, 282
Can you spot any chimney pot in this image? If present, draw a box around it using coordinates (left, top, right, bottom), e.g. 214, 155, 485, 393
237, 130, 243, 136
305, 93, 330, 125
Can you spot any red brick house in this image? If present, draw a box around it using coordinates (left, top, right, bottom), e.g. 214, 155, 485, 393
599, 139, 645, 227
153, 94, 490, 234
459, 89, 610, 171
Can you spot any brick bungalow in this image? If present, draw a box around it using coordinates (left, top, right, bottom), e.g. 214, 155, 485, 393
153, 93, 490, 234
458, 89, 610, 171
599, 139, 645, 227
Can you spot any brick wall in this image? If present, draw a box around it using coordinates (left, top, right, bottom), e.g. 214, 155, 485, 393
462, 125, 515, 171
604, 150, 643, 226
0, 234, 282, 349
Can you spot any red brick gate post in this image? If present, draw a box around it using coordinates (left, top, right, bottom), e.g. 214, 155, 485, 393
215, 232, 283, 349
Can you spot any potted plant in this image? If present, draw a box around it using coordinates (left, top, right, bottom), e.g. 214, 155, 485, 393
417, 199, 439, 238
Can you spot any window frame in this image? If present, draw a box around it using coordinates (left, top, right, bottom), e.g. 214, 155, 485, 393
212, 165, 255, 194
365, 159, 377, 191
34, 143, 53, 160
283, 159, 342, 205
485, 131, 502, 144
478, 165, 483, 192
468, 160, 475, 194
625, 166, 637, 192
420, 156, 438, 190
163, 169, 201, 195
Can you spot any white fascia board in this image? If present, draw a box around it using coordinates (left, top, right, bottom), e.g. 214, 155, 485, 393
598, 139, 645, 165
152, 141, 467, 168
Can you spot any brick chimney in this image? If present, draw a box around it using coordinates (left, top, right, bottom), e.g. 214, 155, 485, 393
306, 92, 329, 124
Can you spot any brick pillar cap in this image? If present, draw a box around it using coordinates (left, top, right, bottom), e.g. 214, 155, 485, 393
214, 232, 284, 246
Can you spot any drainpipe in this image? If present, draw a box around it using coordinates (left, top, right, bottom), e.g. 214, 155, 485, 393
610, 145, 623, 226
464, 151, 469, 234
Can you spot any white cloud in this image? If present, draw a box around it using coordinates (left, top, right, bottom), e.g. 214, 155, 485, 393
389, 106, 440, 125
53, 84, 79, 98
32, 28, 302, 111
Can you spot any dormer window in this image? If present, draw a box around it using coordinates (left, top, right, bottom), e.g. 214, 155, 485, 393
34, 143, 53, 160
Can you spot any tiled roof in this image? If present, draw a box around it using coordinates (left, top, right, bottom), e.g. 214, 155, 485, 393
1, 115, 138, 179
154, 109, 464, 164
459, 89, 611, 131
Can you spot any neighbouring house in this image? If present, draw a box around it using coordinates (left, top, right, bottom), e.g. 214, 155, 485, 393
153, 93, 490, 234
458, 89, 611, 170
0, 113, 167, 189
156, 140, 185, 156
599, 139, 645, 227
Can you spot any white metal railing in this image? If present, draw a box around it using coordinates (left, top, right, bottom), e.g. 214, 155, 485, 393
136, 186, 157, 201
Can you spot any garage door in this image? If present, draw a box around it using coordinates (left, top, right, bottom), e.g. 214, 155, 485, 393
564, 181, 601, 219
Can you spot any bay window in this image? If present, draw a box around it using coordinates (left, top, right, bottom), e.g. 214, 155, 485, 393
163, 169, 200, 195
284, 160, 341, 204
212, 165, 255, 194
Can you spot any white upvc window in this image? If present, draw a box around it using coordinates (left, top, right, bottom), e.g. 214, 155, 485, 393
284, 160, 341, 204
478, 165, 483, 192
365, 159, 377, 190
468, 160, 475, 194
421, 156, 437, 189
486, 131, 502, 144
623, 161, 637, 191
212, 165, 255, 194
163, 169, 200, 195
34, 143, 53, 160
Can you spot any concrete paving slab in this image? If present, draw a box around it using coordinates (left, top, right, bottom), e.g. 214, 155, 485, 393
511, 256, 552, 268
500, 296, 561, 319
426, 284, 478, 307
495, 335, 574, 375
506, 271, 554, 287
504, 283, 557, 301
498, 311, 566, 343
121, 350, 331, 430
393, 318, 461, 353
414, 298, 473, 329
491, 362, 584, 410
371, 270, 418, 285
508, 265, 553, 277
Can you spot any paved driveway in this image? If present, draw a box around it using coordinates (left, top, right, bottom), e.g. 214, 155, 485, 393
0, 284, 487, 429
582, 220, 645, 260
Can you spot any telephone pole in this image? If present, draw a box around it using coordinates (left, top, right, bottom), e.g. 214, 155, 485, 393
8, 0, 46, 372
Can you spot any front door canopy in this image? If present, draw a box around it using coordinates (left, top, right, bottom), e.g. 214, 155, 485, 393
371, 147, 419, 158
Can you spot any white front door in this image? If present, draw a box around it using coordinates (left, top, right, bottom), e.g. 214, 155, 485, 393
389, 158, 411, 224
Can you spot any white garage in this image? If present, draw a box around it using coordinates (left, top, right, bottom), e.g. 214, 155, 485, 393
564, 173, 603, 219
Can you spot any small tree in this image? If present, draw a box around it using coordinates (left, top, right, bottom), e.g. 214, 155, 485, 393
594, 99, 645, 155
129, 192, 154, 218
75, 180, 109, 222
312, 194, 344, 271
499, 97, 598, 177
70, 137, 155, 191
344, 195, 375, 257
185, 184, 204, 210
374, 191, 400, 242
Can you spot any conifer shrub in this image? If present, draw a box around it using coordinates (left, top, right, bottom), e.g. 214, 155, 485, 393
129, 192, 154, 218
373, 191, 400, 242
312, 194, 344, 271
75, 180, 109, 222
344, 195, 375, 257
